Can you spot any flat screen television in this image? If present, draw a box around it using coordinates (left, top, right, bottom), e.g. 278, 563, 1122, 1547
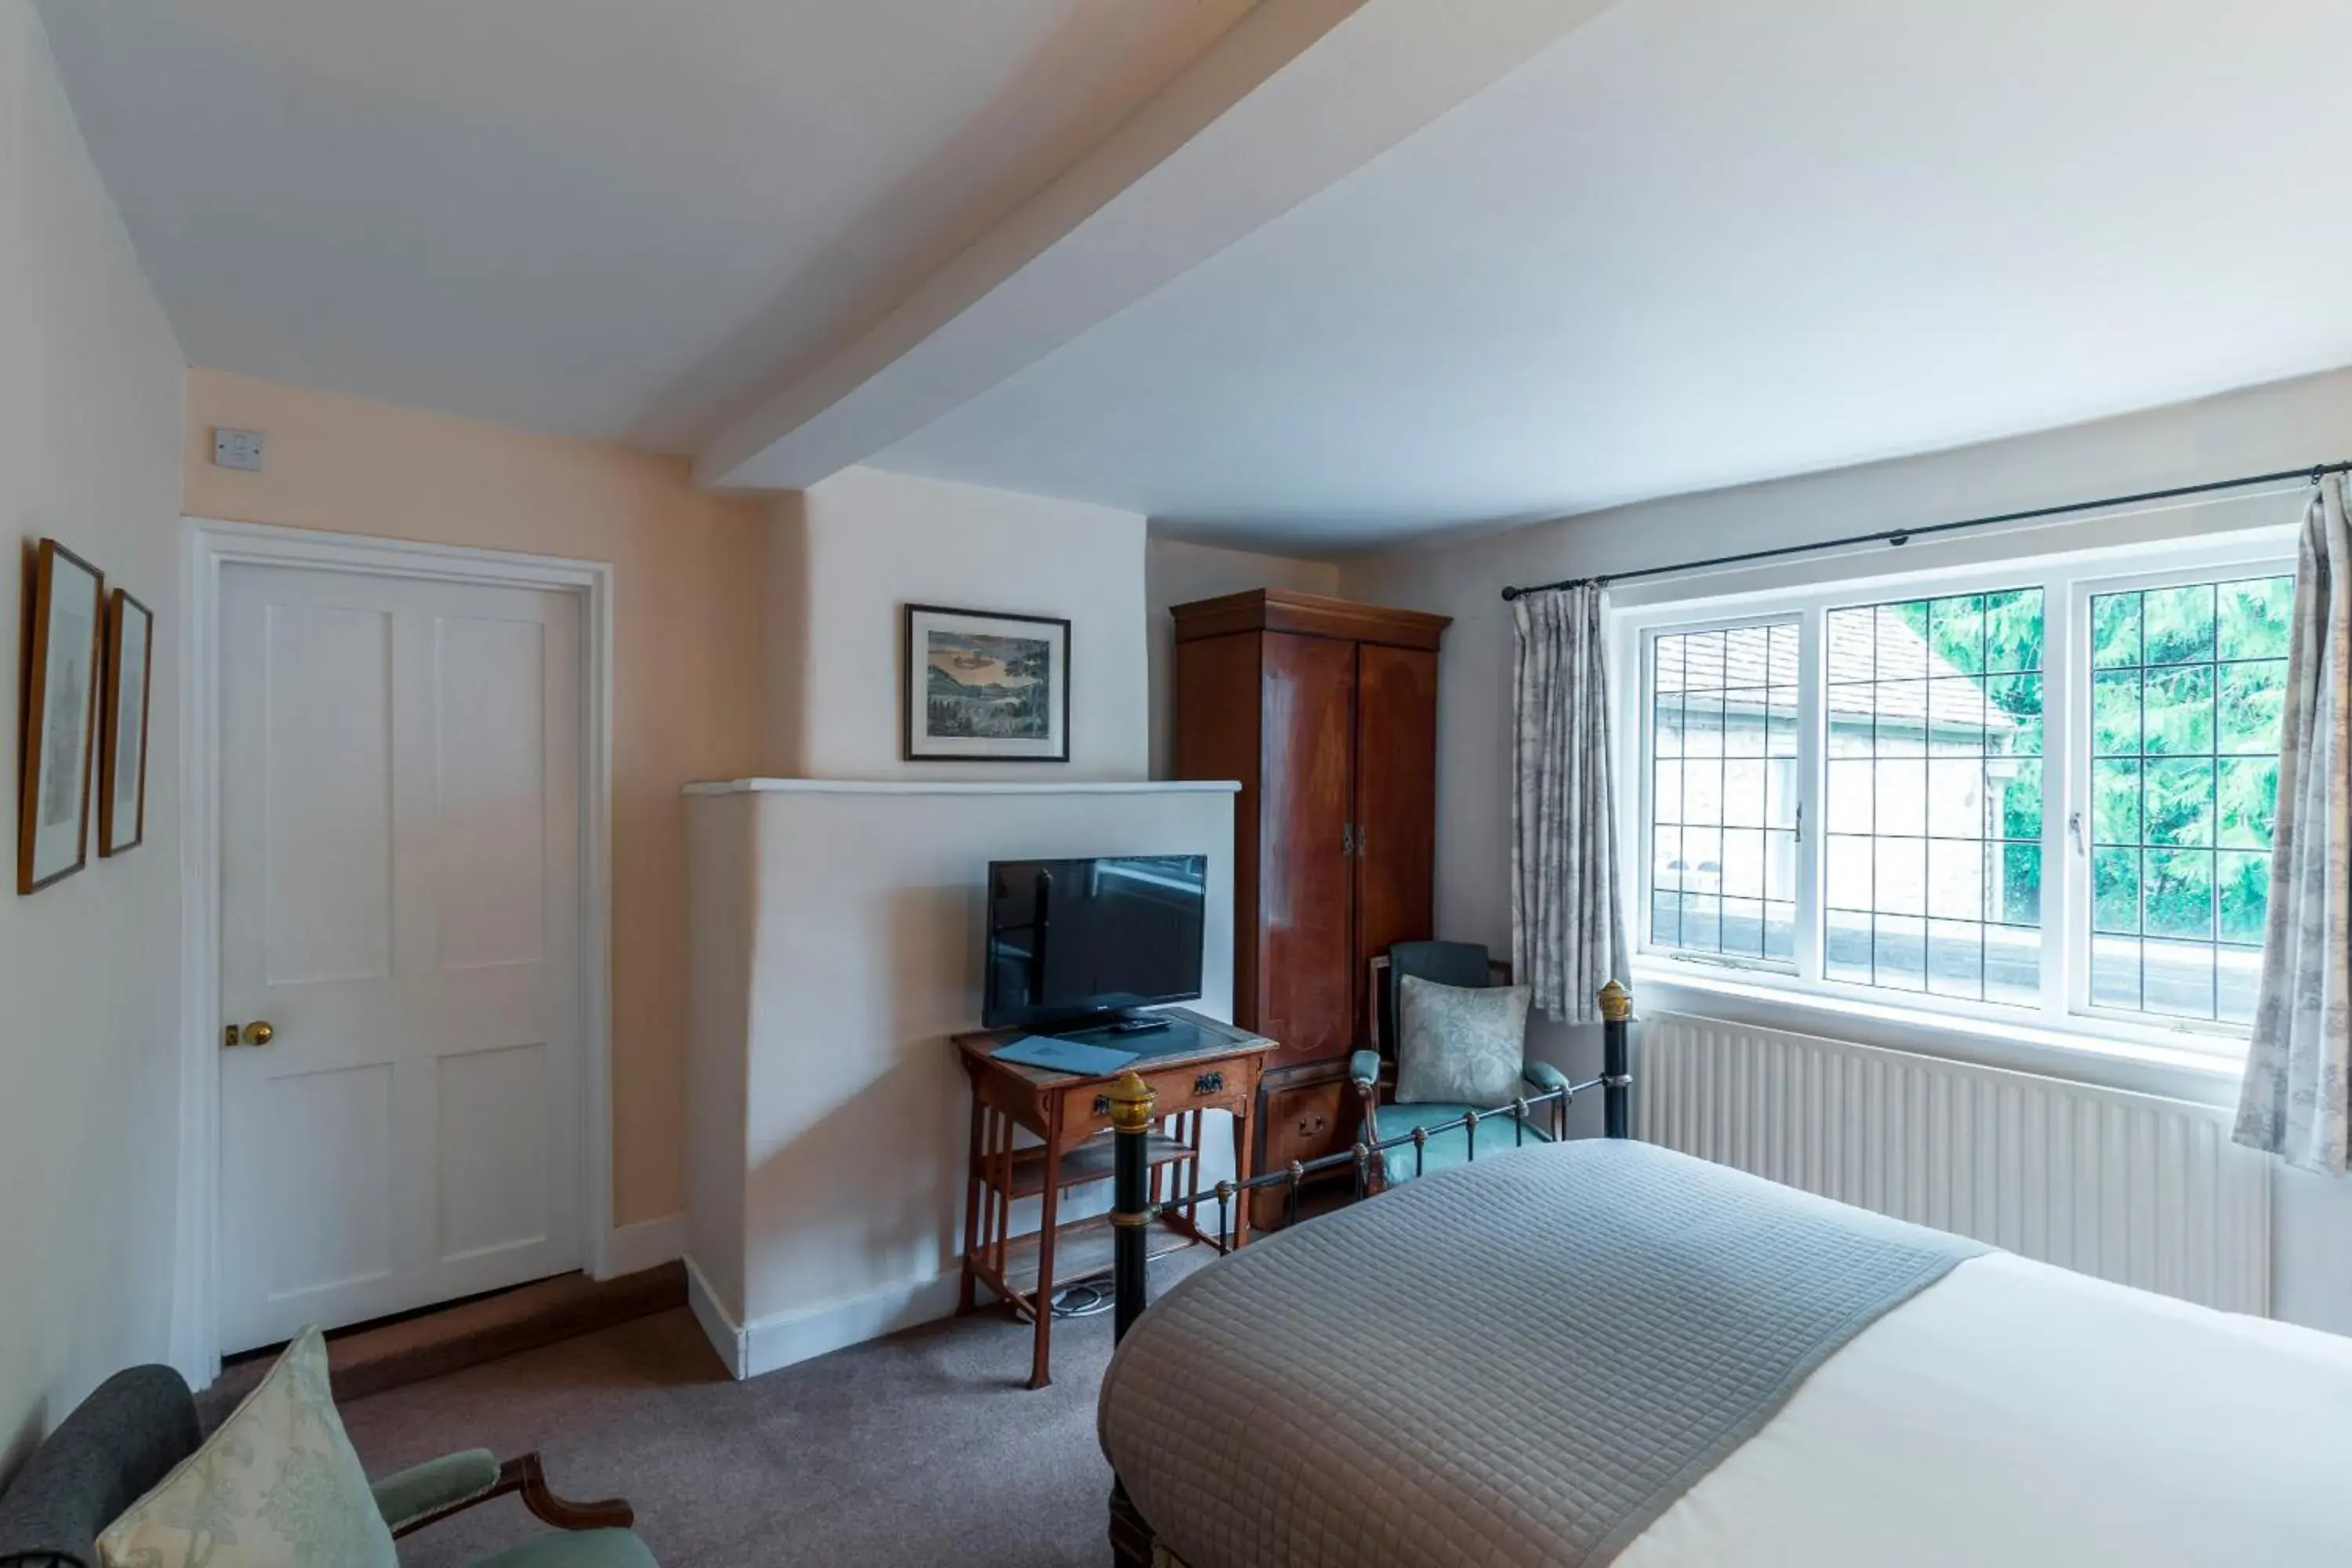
982, 855, 1207, 1033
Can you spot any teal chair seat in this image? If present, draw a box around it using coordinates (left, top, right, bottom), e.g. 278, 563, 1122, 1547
474, 1530, 660, 1568
1364, 1100, 1554, 1185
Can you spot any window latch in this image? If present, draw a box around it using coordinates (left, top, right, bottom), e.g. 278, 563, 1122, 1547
1794, 802, 1804, 845
2067, 810, 2085, 855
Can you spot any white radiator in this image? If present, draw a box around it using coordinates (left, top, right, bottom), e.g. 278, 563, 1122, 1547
1637, 1011, 2271, 1313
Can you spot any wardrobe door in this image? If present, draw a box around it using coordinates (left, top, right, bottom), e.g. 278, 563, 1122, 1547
1259, 632, 1356, 1067
1353, 643, 1439, 1041
1174, 631, 1265, 1029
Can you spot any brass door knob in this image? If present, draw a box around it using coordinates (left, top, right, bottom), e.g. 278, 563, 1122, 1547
227, 1020, 274, 1047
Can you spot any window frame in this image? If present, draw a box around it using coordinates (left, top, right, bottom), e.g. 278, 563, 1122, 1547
2059, 556, 2297, 1040
1639, 608, 1809, 979
1615, 527, 2296, 1060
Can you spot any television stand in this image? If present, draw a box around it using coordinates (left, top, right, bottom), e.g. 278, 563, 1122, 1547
953, 1008, 1278, 1388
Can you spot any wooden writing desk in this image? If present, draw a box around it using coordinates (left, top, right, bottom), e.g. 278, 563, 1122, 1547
953, 1008, 1276, 1388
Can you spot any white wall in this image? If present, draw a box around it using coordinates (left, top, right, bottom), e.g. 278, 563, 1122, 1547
768, 466, 1150, 781
0, 0, 186, 1463
1337, 365, 2352, 1333
1144, 535, 1339, 778
683, 780, 1237, 1377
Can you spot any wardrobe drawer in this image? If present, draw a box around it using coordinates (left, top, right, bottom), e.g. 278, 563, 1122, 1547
1254, 1070, 1356, 1230
1263, 1077, 1348, 1167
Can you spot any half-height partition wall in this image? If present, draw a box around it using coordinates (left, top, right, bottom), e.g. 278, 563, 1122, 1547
681, 778, 1239, 1378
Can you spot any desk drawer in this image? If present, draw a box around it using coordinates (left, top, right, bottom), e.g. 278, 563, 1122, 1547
1065, 1061, 1251, 1132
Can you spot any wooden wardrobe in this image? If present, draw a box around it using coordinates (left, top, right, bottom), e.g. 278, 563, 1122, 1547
1171, 590, 1450, 1219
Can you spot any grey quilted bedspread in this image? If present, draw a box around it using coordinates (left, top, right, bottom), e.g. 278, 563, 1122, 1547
1098, 1139, 1984, 1568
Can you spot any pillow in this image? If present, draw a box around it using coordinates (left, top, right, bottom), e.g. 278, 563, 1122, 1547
98, 1327, 397, 1568
1393, 975, 1530, 1108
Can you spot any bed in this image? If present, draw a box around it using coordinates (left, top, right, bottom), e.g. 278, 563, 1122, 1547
1097, 1136, 2352, 1566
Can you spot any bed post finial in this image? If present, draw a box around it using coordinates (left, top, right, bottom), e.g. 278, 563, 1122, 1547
1598, 978, 1632, 1022
1109, 1071, 1157, 1343
1107, 1069, 1156, 1134
1599, 980, 1633, 1140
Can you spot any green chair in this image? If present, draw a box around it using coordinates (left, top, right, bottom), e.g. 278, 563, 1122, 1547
1348, 940, 1568, 1190
374, 1448, 651, 1566
0, 1363, 655, 1568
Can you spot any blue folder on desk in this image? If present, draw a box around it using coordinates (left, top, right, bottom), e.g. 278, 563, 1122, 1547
992, 1034, 1139, 1076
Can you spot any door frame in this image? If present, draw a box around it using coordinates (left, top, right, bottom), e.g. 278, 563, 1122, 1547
172, 518, 616, 1387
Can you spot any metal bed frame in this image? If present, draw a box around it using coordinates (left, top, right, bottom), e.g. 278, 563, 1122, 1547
1101, 980, 1636, 1566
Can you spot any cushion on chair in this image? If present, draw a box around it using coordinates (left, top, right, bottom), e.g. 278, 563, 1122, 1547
1369, 1102, 1552, 1185
1393, 975, 1530, 1108
469, 1528, 659, 1568
96, 1328, 397, 1568
1376, 940, 1493, 1055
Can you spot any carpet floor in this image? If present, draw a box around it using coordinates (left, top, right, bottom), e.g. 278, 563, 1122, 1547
339, 1255, 1207, 1568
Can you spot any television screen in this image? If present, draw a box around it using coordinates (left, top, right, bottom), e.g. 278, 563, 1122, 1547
983, 855, 1207, 1031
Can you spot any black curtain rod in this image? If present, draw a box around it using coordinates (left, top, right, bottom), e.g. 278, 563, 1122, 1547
1497, 461, 2352, 602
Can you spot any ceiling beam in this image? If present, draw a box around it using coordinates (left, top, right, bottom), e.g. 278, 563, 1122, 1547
696, 0, 1625, 492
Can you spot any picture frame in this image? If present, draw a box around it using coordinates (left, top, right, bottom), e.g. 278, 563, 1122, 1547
100, 588, 154, 857
17, 539, 105, 894
902, 603, 1072, 763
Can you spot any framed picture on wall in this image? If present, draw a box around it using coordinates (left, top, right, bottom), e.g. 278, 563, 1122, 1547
100, 589, 154, 857
17, 539, 105, 894
902, 603, 1072, 762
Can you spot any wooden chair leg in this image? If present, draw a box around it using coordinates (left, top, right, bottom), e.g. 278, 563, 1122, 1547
1352, 1080, 1388, 1199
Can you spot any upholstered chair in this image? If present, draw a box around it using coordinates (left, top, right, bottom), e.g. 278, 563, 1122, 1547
0, 1362, 655, 1568
1348, 940, 1570, 1189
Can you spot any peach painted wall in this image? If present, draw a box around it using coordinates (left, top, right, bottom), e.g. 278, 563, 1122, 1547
183, 368, 766, 1228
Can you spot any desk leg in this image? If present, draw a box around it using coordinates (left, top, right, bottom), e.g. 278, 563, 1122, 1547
1029, 1108, 1063, 1390
991, 1109, 1014, 1306
1149, 1116, 1164, 1210
1232, 1105, 1252, 1251
1185, 1110, 1203, 1213
959, 1095, 982, 1314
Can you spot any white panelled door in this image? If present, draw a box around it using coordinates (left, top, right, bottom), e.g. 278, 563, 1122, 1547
218, 564, 583, 1353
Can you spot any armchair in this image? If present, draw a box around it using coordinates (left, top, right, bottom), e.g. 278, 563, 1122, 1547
0, 1364, 652, 1568
1350, 940, 1565, 1191
372, 1447, 640, 1552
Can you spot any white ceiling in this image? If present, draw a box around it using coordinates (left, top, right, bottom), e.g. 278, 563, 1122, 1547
43, 0, 2352, 554
870, 0, 2352, 550
35, 0, 1254, 447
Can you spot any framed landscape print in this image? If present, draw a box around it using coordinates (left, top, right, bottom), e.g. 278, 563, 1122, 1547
100, 589, 154, 857
17, 539, 104, 894
902, 603, 1072, 762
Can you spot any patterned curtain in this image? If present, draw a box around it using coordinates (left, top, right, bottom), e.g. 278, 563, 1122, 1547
2234, 474, 2352, 1174
1511, 583, 1628, 1024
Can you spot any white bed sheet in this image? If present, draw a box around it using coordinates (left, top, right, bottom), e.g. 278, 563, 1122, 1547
1620, 1250, 2352, 1565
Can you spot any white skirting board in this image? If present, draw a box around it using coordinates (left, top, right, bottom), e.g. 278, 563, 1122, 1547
595, 1212, 686, 1279
684, 1254, 963, 1381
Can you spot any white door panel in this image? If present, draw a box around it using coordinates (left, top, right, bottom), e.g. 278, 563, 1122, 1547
220, 564, 583, 1352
